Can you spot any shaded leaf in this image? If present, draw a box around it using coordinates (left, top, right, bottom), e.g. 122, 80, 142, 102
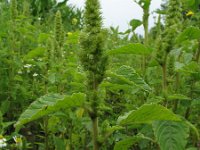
114, 134, 153, 150
168, 94, 191, 101
177, 27, 200, 42
153, 121, 189, 150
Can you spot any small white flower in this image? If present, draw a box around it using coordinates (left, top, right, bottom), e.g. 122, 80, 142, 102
0, 142, 7, 148
24, 64, 32, 68
37, 58, 42, 61
106, 77, 111, 80
33, 73, 38, 77
38, 17, 41, 21
0, 135, 7, 148
18, 70, 22, 74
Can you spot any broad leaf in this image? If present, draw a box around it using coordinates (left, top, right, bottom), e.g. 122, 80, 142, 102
114, 134, 153, 150
177, 27, 200, 42
130, 19, 142, 31
153, 121, 189, 150
118, 104, 180, 125
15, 93, 85, 130
107, 43, 153, 56
24, 47, 45, 60
105, 65, 151, 92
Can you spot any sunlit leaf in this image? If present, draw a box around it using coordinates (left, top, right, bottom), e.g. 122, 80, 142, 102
130, 19, 142, 31
118, 104, 181, 125
107, 43, 153, 56
15, 93, 85, 130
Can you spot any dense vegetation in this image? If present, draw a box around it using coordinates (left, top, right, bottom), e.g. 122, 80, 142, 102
0, 0, 200, 149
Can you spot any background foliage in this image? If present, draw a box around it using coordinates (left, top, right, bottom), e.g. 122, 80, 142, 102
0, 0, 200, 150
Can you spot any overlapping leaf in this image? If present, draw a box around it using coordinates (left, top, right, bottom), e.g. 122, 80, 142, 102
153, 121, 189, 150
15, 93, 85, 130
114, 134, 153, 150
118, 104, 180, 125
107, 43, 153, 56
177, 27, 200, 42
104, 65, 151, 92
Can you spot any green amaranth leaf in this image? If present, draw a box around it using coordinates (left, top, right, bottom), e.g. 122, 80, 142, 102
153, 121, 189, 150
24, 47, 45, 60
130, 19, 142, 31
15, 93, 85, 130
177, 27, 200, 42
114, 134, 153, 150
118, 104, 180, 125
107, 43, 153, 56
105, 65, 151, 92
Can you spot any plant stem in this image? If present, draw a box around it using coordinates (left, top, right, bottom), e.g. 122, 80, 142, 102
185, 79, 194, 119
173, 73, 180, 112
142, 5, 149, 75
195, 40, 200, 63
173, 52, 182, 112
44, 117, 49, 150
162, 62, 167, 94
92, 117, 99, 150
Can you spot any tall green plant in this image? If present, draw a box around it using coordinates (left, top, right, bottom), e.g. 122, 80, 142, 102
79, 0, 108, 149
157, 0, 182, 97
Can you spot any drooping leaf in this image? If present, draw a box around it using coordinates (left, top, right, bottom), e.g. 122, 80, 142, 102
185, 120, 200, 141
118, 104, 180, 125
107, 43, 153, 56
153, 121, 189, 150
105, 65, 151, 92
15, 93, 85, 130
24, 47, 45, 60
130, 19, 142, 31
177, 27, 200, 42
114, 134, 153, 150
